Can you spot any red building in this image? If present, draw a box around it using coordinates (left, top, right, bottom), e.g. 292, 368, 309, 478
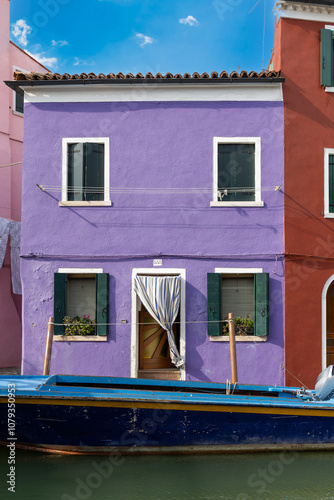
272, 0, 334, 388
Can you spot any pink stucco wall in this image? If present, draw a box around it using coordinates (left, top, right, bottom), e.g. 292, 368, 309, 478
0, 0, 48, 368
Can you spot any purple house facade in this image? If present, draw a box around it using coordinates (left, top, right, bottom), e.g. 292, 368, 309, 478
9, 71, 285, 385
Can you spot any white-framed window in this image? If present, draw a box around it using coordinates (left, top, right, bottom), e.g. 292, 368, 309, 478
324, 148, 334, 217
211, 137, 263, 207
321, 26, 334, 90
207, 268, 269, 340
54, 268, 109, 340
12, 66, 26, 116
60, 138, 111, 206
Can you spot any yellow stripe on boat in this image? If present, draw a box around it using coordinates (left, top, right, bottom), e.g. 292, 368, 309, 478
1, 397, 334, 417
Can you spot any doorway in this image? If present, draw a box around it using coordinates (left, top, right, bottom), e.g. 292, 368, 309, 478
131, 268, 186, 381
138, 306, 180, 379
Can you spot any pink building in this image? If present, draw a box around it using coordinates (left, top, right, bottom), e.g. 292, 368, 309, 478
0, 0, 48, 370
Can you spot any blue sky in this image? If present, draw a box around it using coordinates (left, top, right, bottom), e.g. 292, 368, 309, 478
10, 0, 277, 75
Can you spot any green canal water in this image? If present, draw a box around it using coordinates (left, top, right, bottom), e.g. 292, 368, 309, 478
1, 448, 334, 500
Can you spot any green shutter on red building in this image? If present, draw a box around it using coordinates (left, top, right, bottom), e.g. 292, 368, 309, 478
207, 273, 222, 336
321, 28, 333, 87
54, 273, 67, 335
254, 273, 269, 337
96, 273, 109, 336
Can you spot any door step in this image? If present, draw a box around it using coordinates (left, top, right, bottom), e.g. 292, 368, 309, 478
138, 369, 180, 381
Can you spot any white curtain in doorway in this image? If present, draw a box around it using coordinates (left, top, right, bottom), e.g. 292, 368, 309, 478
134, 275, 184, 368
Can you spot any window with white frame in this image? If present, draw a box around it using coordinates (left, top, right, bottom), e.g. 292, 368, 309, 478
54, 269, 109, 336
61, 138, 110, 205
324, 148, 334, 217
211, 137, 263, 207
207, 269, 269, 337
321, 26, 334, 88
12, 66, 27, 115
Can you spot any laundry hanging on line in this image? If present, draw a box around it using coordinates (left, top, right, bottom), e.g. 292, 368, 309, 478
0, 217, 22, 294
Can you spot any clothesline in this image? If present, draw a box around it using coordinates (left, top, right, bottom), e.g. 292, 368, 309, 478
51, 319, 231, 326
36, 184, 282, 194
0, 161, 22, 169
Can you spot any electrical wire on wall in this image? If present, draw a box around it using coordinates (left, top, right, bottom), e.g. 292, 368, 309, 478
20, 252, 285, 261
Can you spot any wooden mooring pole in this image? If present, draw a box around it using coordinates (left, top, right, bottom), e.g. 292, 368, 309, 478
228, 312, 238, 384
43, 317, 54, 376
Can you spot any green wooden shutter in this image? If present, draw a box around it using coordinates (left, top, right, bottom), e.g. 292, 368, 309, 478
54, 273, 67, 335
96, 273, 109, 336
207, 273, 222, 336
15, 92, 24, 114
321, 28, 333, 87
86, 143, 104, 202
254, 273, 269, 337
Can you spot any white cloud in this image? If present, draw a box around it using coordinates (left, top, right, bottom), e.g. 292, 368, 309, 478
179, 15, 199, 26
73, 57, 95, 67
51, 40, 69, 47
11, 19, 32, 47
25, 50, 58, 69
136, 33, 153, 48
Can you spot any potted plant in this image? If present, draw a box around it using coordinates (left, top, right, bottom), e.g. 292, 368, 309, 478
222, 315, 254, 336
63, 315, 96, 336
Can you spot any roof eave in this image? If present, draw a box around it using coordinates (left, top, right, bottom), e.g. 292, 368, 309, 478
5, 77, 285, 95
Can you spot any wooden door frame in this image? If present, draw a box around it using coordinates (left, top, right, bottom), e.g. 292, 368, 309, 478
131, 268, 186, 380
322, 275, 334, 370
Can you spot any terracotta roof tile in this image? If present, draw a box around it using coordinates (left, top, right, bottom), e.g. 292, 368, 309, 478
280, 0, 334, 4
13, 70, 282, 82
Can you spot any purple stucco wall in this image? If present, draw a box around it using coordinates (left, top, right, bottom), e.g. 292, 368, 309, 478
21, 99, 284, 385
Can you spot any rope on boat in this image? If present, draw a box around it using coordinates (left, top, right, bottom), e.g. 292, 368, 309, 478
226, 380, 238, 395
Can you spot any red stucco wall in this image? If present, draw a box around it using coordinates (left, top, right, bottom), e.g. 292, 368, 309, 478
274, 17, 334, 388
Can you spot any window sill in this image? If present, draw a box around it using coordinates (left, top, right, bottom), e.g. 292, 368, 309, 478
324, 212, 334, 218
54, 335, 107, 341
325, 87, 334, 93
210, 201, 264, 207
209, 336, 268, 342
59, 201, 112, 207
12, 110, 23, 117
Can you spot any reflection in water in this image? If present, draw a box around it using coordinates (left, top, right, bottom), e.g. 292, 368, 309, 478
1, 448, 334, 500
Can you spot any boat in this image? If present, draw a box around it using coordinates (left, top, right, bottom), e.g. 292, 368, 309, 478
1, 367, 334, 454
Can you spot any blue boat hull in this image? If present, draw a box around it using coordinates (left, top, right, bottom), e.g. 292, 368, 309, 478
1, 375, 334, 454
1, 398, 334, 454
